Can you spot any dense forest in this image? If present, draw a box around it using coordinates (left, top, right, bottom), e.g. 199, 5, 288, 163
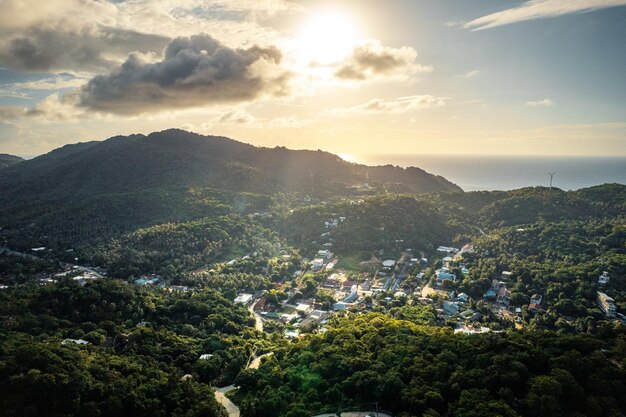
235, 314, 626, 417
90, 215, 284, 278
0, 280, 261, 417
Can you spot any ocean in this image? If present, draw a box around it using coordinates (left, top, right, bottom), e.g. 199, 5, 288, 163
350, 155, 626, 191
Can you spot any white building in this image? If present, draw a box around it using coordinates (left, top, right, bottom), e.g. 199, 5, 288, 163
311, 258, 325, 271
598, 272, 610, 285
437, 246, 458, 254
62, 338, 89, 345
598, 292, 617, 317
234, 293, 254, 305
382, 260, 396, 269
296, 303, 312, 313
501, 271, 513, 280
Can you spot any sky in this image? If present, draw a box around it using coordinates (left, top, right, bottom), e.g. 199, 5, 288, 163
0, 0, 625, 158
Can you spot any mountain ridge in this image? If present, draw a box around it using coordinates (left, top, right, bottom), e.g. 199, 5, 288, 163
0, 128, 462, 198
0, 129, 460, 244
0, 153, 24, 169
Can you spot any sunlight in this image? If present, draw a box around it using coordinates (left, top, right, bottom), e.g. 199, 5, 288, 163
338, 153, 357, 163
295, 10, 360, 65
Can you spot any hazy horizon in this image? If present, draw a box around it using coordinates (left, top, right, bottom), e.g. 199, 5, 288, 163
348, 153, 626, 191
11, 133, 625, 192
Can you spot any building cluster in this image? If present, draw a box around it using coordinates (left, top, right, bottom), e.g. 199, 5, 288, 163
134, 275, 161, 286
311, 249, 336, 272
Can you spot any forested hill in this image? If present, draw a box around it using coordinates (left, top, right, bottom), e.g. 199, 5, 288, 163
0, 129, 460, 201
0, 153, 23, 169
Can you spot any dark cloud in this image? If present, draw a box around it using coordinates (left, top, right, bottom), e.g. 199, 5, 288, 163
78, 33, 290, 114
0, 26, 169, 72
335, 41, 429, 80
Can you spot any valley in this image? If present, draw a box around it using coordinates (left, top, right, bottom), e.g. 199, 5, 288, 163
0, 131, 624, 417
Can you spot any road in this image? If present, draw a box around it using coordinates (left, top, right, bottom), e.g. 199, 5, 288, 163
248, 299, 264, 332
248, 352, 273, 370
214, 352, 273, 416
215, 385, 240, 417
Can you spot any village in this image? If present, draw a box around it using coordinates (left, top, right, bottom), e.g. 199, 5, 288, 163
1, 214, 623, 340
225, 216, 625, 339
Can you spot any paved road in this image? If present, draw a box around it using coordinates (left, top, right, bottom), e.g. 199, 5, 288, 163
215, 385, 240, 417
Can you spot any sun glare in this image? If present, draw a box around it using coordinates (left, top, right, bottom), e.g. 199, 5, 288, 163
296, 10, 360, 65
338, 153, 357, 163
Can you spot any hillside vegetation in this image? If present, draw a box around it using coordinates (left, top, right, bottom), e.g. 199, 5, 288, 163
236, 314, 626, 417
0, 153, 23, 169
0, 129, 460, 246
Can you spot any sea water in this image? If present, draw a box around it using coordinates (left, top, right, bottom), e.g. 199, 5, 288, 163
351, 155, 626, 191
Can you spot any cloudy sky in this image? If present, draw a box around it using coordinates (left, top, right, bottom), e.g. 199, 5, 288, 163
0, 0, 625, 157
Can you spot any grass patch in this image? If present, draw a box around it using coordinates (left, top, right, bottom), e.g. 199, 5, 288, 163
336, 252, 372, 271
281, 306, 296, 314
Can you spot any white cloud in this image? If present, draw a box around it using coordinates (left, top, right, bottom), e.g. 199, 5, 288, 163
334, 40, 432, 81
0, 106, 28, 120
327, 95, 446, 116
7, 76, 87, 91
214, 109, 311, 129
466, 0, 626, 30
445, 21, 463, 28
263, 115, 312, 128
526, 98, 555, 107
0, 92, 85, 122
455, 69, 481, 79
0, 0, 294, 73
219, 109, 257, 125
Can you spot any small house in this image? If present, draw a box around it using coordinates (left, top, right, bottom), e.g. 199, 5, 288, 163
598, 272, 610, 285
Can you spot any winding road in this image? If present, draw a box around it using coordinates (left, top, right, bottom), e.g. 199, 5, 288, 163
213, 299, 272, 417
215, 385, 240, 417
213, 353, 273, 417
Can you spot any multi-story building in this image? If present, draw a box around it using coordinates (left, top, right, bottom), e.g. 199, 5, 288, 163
598, 292, 617, 317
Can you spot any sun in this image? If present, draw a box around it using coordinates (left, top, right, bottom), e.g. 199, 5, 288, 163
296, 10, 360, 65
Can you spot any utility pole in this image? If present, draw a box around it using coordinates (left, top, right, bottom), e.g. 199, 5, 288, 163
548, 172, 556, 192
